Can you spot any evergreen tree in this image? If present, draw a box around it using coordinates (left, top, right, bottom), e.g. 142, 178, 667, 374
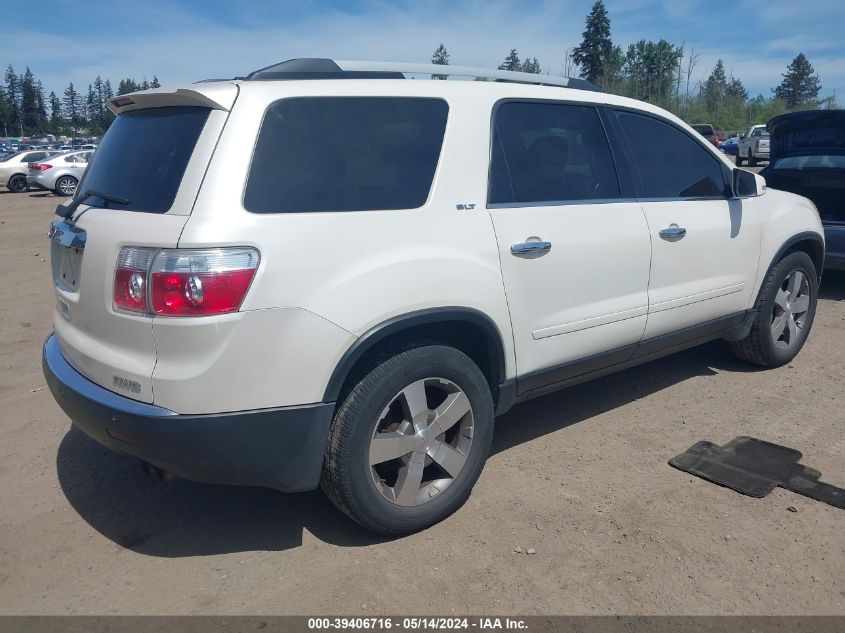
49, 91, 64, 134
521, 57, 542, 74
498, 49, 522, 72
571, 0, 618, 87
0, 86, 10, 136
701, 60, 728, 117
141, 77, 150, 91
62, 82, 83, 135
20, 68, 40, 135
150, 75, 160, 89
117, 78, 140, 96
86, 84, 98, 132
774, 52, 821, 108
5, 65, 21, 134
726, 76, 748, 101
35, 80, 48, 133
431, 44, 450, 80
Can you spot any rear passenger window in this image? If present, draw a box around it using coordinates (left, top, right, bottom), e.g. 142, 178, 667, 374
489, 102, 620, 205
616, 111, 727, 199
245, 97, 448, 213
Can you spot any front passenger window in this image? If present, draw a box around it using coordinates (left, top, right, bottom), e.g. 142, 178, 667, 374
616, 111, 727, 199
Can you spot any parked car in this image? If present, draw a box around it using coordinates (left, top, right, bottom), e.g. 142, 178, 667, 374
737, 124, 770, 166
760, 110, 844, 270
43, 58, 824, 535
720, 135, 741, 156
691, 123, 720, 147
27, 150, 94, 196
0, 150, 62, 192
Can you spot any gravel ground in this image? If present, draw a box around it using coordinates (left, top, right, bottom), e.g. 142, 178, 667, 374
0, 189, 842, 615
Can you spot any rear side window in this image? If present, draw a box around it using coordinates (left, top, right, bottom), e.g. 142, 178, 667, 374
78, 106, 210, 213
489, 101, 620, 205
245, 97, 449, 213
616, 111, 727, 199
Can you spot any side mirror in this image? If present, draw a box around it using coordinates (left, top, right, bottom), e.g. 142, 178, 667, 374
733, 169, 765, 198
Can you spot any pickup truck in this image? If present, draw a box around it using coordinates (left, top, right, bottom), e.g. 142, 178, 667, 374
737, 124, 770, 166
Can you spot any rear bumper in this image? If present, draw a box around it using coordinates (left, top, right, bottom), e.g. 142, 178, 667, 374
824, 224, 845, 271
42, 334, 335, 492
26, 174, 52, 190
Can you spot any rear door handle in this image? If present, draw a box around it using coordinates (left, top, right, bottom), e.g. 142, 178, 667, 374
511, 241, 552, 255
659, 226, 687, 240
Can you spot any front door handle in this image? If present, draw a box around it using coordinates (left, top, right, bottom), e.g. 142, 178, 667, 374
659, 226, 687, 240
511, 240, 552, 255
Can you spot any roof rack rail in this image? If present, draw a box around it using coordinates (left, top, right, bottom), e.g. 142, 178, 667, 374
244, 58, 601, 92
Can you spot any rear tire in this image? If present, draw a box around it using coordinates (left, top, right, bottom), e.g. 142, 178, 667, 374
320, 344, 494, 535
732, 251, 818, 367
7, 174, 27, 193
54, 175, 78, 196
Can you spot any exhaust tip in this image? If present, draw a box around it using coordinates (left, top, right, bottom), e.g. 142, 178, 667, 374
140, 460, 177, 482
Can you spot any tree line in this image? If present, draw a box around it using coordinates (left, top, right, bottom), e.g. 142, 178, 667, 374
0, 66, 160, 139
431, 0, 834, 132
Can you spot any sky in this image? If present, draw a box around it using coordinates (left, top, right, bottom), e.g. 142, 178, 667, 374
6, 0, 844, 103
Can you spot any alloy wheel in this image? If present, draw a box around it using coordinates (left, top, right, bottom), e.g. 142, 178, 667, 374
369, 377, 474, 507
9, 176, 26, 193
57, 177, 77, 196
771, 269, 810, 350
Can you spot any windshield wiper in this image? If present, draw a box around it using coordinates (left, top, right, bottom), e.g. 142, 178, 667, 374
56, 189, 131, 222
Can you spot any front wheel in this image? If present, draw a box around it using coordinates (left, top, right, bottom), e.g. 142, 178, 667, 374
732, 251, 818, 367
736, 153, 744, 167
321, 345, 494, 534
55, 175, 78, 196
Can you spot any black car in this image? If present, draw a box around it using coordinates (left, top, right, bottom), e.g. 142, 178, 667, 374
761, 110, 845, 271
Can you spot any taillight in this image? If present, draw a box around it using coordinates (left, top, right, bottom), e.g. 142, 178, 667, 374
114, 248, 156, 313
114, 247, 259, 316
30, 163, 53, 171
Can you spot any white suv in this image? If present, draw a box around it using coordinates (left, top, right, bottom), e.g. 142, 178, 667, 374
43, 59, 824, 534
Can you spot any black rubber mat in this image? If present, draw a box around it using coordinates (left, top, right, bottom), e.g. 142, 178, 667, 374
670, 436, 844, 509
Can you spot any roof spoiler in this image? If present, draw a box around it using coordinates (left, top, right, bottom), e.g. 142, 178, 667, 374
107, 83, 239, 115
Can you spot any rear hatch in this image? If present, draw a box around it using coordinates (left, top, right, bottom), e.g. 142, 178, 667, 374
50, 84, 238, 403
764, 110, 845, 224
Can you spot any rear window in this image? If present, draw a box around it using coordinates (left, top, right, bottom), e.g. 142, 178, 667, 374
244, 97, 449, 213
773, 155, 845, 170
692, 124, 715, 136
77, 106, 210, 213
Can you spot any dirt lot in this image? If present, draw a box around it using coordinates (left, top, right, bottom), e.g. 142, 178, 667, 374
0, 189, 842, 615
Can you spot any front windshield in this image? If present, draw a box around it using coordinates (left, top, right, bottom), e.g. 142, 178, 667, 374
0, 152, 20, 162
773, 155, 845, 170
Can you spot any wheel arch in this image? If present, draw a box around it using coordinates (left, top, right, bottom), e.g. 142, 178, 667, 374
771, 231, 825, 282
323, 307, 509, 406
752, 230, 824, 310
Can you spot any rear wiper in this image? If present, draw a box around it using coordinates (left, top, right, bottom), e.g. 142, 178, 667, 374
56, 189, 131, 221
